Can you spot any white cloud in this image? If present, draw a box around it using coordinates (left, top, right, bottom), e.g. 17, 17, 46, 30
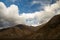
32, 0, 52, 6
0, 0, 60, 29
32, 1, 40, 4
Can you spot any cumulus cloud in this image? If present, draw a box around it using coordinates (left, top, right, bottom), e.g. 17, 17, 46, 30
0, 0, 60, 29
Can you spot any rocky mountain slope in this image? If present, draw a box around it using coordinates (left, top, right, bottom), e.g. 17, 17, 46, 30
0, 14, 60, 40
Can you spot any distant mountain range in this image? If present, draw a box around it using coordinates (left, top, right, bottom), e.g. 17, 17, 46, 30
0, 14, 60, 40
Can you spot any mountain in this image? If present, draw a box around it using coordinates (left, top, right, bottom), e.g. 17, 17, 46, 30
28, 14, 60, 39
0, 14, 60, 40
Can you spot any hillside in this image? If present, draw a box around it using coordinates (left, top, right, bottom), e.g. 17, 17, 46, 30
0, 14, 60, 40
28, 14, 60, 39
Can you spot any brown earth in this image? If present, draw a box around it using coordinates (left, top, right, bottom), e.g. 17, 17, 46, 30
0, 14, 60, 40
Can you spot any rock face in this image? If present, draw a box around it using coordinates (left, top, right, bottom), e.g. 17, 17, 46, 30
0, 15, 60, 40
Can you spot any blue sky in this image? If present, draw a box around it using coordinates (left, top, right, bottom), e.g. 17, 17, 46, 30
0, 0, 60, 27
0, 0, 56, 13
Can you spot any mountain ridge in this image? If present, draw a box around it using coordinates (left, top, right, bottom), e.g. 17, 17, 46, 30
0, 14, 60, 39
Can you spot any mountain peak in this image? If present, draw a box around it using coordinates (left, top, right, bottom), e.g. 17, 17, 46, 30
0, 14, 60, 39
